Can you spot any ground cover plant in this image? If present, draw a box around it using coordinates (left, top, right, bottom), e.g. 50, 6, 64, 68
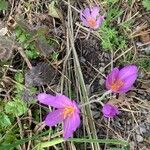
0, 0, 150, 150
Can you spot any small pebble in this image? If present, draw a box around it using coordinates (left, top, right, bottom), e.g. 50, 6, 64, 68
93, 112, 100, 119
139, 126, 147, 134
99, 67, 104, 72
146, 124, 150, 130
136, 134, 144, 142
99, 79, 105, 85
80, 56, 86, 63
135, 128, 140, 135
100, 63, 105, 67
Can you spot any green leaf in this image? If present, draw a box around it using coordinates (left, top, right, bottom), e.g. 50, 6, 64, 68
25, 49, 39, 59
37, 138, 129, 149
37, 138, 64, 148
14, 72, 24, 83
107, 0, 119, 4
0, 112, 11, 128
48, 1, 62, 19
5, 99, 27, 117
68, 138, 128, 146
142, 0, 150, 10
18, 33, 27, 43
0, 130, 50, 150
15, 27, 22, 37
1, 133, 17, 147
51, 52, 59, 61
0, 0, 8, 11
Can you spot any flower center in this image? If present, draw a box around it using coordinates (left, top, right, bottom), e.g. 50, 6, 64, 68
87, 18, 96, 28
110, 79, 124, 92
63, 106, 75, 119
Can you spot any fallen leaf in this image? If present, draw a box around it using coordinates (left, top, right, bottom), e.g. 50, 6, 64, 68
25, 62, 57, 86
48, 1, 63, 20
23, 62, 57, 101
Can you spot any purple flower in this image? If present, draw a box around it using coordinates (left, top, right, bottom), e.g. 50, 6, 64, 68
37, 93, 80, 139
106, 65, 138, 93
80, 6, 104, 29
102, 103, 119, 118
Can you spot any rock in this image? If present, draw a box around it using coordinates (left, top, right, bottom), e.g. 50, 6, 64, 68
103, 53, 110, 59
99, 67, 104, 72
146, 124, 150, 130
100, 63, 105, 67
99, 78, 105, 85
80, 56, 86, 63
136, 134, 144, 142
93, 112, 100, 119
139, 126, 147, 134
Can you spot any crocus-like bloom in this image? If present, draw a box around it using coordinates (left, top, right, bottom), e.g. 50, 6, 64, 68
80, 6, 104, 29
102, 103, 119, 118
106, 65, 138, 93
37, 93, 80, 139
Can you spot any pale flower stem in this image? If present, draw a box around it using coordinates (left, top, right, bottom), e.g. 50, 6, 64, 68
79, 90, 112, 108
85, 30, 91, 40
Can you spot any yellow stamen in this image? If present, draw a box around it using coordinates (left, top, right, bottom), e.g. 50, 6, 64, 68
63, 106, 75, 119
87, 18, 96, 28
110, 79, 124, 92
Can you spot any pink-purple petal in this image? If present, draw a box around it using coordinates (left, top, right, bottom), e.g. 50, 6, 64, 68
118, 65, 138, 80
117, 87, 132, 93
72, 101, 80, 114
63, 113, 80, 139
38, 93, 69, 108
106, 68, 119, 90
80, 11, 90, 27
55, 94, 73, 106
38, 93, 56, 105
91, 6, 100, 19
119, 74, 137, 92
70, 113, 80, 131
63, 117, 73, 139
45, 109, 64, 126
102, 104, 119, 118
83, 8, 91, 18
93, 16, 104, 29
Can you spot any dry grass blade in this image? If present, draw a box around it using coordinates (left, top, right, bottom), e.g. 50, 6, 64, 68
67, 1, 101, 149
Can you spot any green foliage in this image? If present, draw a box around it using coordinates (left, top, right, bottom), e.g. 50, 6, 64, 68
106, 0, 119, 5
0, 112, 11, 128
0, 130, 50, 150
120, 21, 132, 32
51, 52, 59, 61
0, 72, 27, 133
5, 99, 27, 117
14, 72, 24, 83
5, 73, 27, 117
15, 26, 39, 59
136, 57, 150, 70
142, 0, 150, 10
0, 132, 18, 149
14, 72, 24, 97
100, 23, 127, 50
25, 49, 39, 59
38, 137, 129, 149
105, 8, 123, 23
14, 72, 37, 103
99, 6, 127, 51
0, 0, 8, 11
